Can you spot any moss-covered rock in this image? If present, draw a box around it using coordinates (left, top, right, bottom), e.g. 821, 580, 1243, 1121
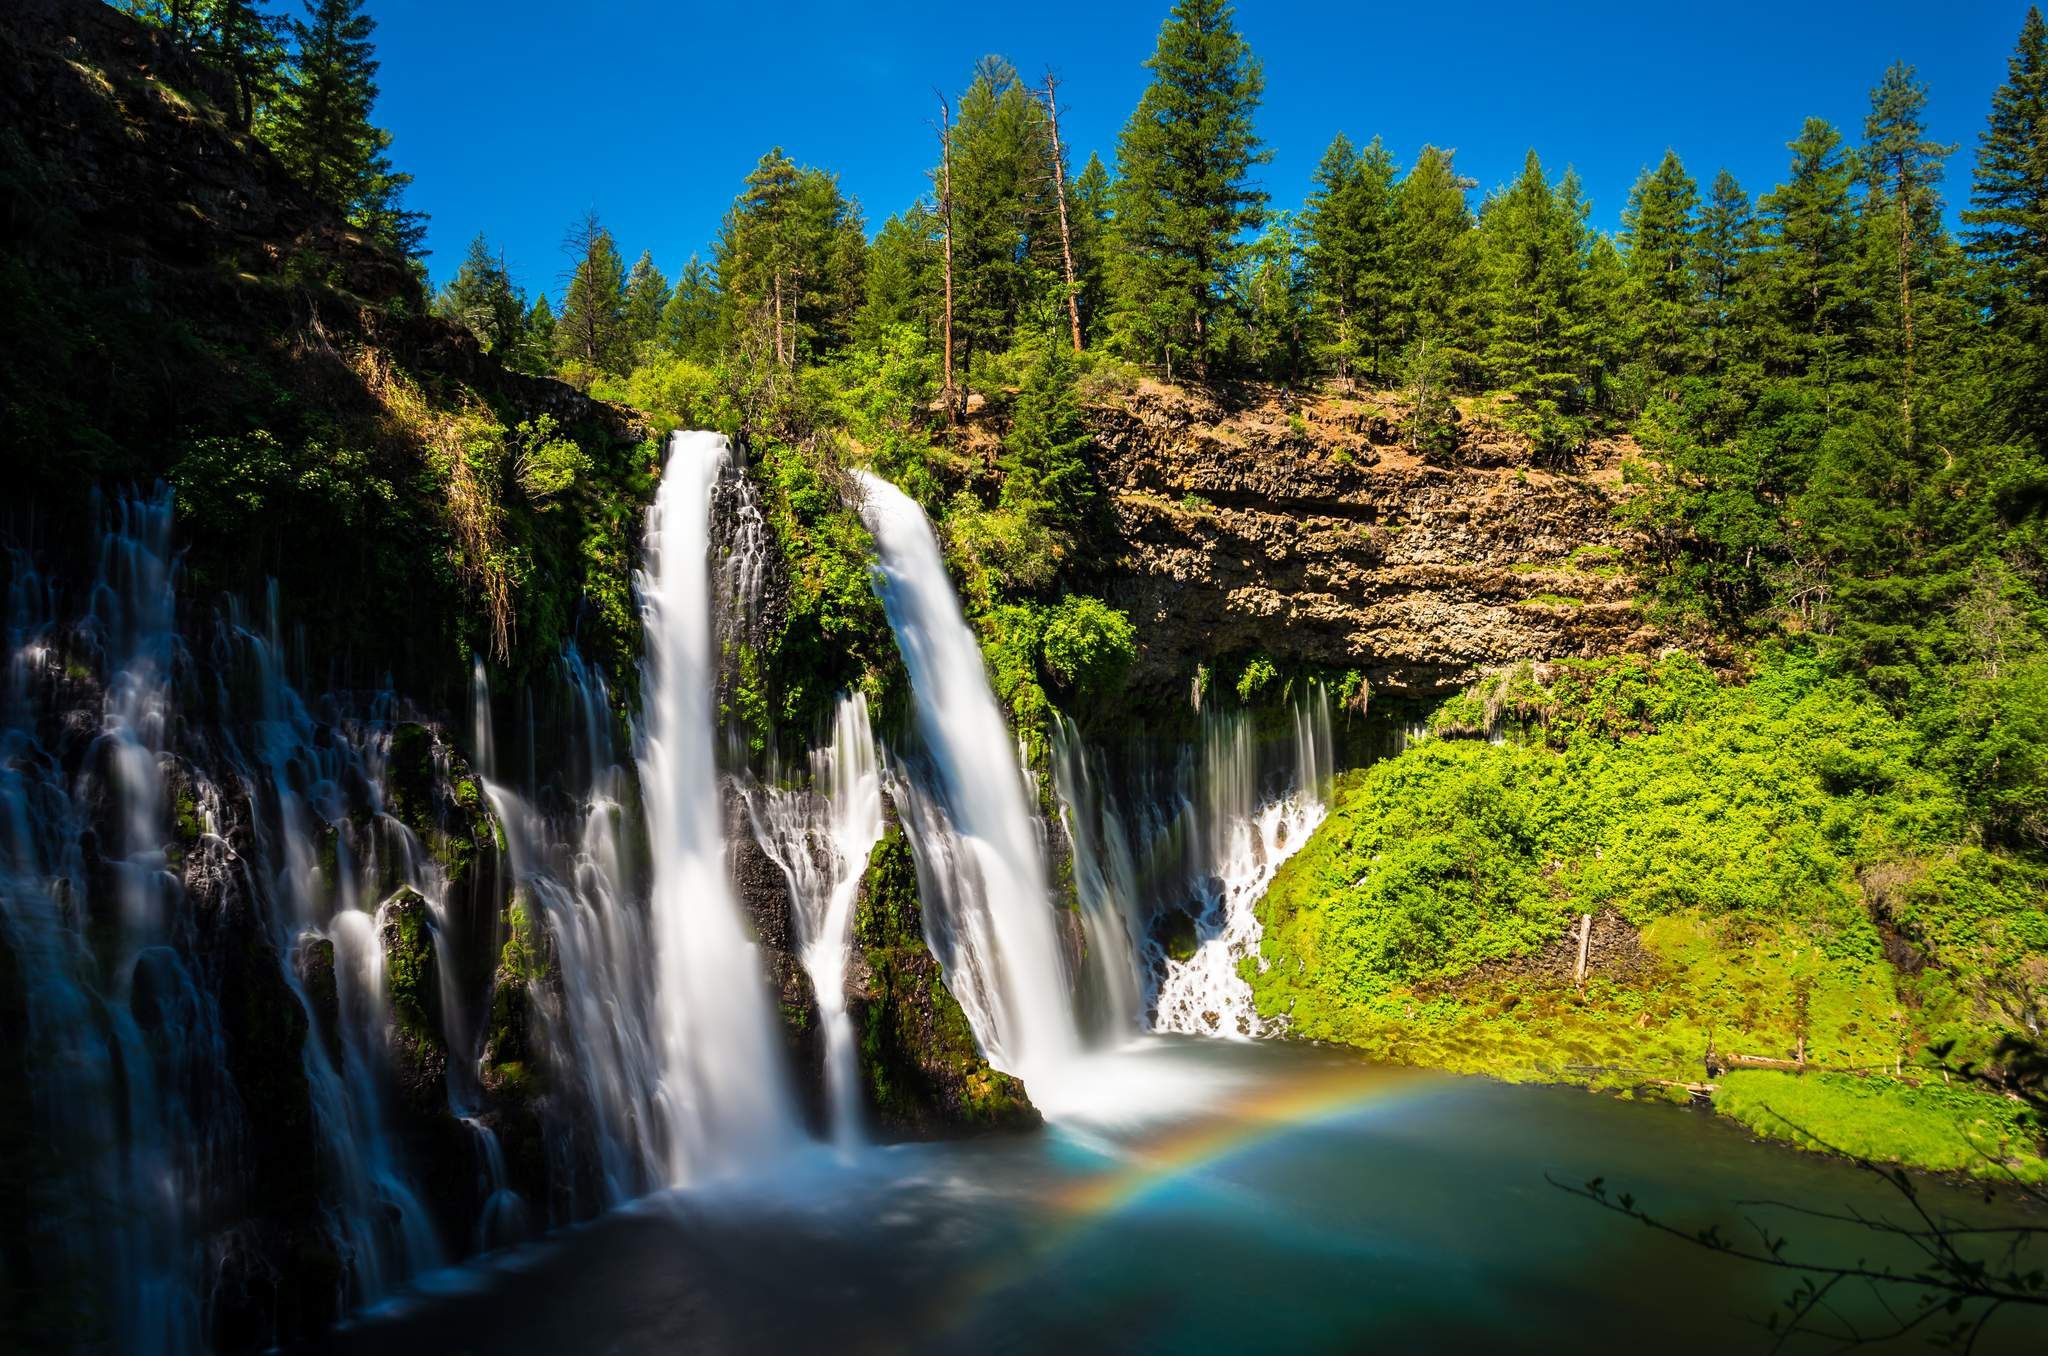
478, 892, 556, 1210
379, 889, 447, 1124
846, 827, 1038, 1136
382, 722, 505, 1011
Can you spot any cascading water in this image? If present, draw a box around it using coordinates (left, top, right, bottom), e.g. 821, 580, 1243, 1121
636, 430, 800, 1181
470, 649, 665, 1207
0, 489, 219, 1355
0, 489, 495, 1347
749, 692, 885, 1147
852, 471, 1080, 1085
1151, 687, 1334, 1038
1050, 715, 1149, 1037
210, 595, 445, 1297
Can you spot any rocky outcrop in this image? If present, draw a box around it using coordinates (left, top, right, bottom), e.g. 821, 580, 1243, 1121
846, 827, 1038, 1136
1085, 382, 1660, 697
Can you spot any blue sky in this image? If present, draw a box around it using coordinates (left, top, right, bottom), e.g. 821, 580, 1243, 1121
368, 1, 2037, 299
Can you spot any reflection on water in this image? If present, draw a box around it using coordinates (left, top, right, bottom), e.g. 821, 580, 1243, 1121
313, 1040, 2045, 1355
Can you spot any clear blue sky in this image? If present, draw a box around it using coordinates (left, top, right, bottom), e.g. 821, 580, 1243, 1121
368, 0, 2037, 299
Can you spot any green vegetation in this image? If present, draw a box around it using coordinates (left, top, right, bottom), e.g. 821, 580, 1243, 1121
1252, 652, 2048, 1175
380, 889, 439, 1049
1716, 1071, 2048, 1180
72, 0, 2048, 1183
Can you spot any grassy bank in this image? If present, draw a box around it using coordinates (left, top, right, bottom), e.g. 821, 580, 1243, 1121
1248, 650, 2048, 1179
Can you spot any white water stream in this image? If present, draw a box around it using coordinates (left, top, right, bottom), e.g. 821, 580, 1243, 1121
636, 431, 801, 1181
852, 471, 1082, 1090
751, 692, 885, 1147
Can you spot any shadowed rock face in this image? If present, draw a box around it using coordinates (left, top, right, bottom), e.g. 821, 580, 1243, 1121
1084, 382, 1661, 698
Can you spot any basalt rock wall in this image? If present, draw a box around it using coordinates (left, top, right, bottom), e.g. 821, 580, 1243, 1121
1084, 383, 1661, 699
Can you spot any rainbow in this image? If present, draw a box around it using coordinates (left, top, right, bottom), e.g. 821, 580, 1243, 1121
898, 1058, 1454, 1350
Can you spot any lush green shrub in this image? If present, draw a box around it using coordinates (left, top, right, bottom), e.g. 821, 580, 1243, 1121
1039, 595, 1136, 698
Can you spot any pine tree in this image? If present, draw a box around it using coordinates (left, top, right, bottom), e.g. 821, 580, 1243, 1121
1109, 0, 1269, 377
1393, 145, 1479, 375
660, 255, 722, 361
1696, 169, 1760, 381
213, 0, 285, 130
1965, 6, 2048, 447
1237, 215, 1309, 381
1302, 134, 1401, 384
554, 212, 629, 376
1620, 150, 1702, 396
1758, 118, 1861, 392
623, 251, 670, 356
715, 149, 865, 367
945, 58, 1057, 395
1861, 63, 1956, 450
1477, 151, 1601, 453
1069, 153, 1116, 344
1000, 340, 1096, 537
434, 234, 526, 355
518, 295, 556, 375
855, 208, 941, 350
268, 0, 422, 257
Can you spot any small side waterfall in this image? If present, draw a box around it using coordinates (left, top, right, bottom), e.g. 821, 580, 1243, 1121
2, 488, 218, 1355
636, 431, 800, 1181
852, 471, 1080, 1084
470, 649, 664, 1210
750, 693, 884, 1147
1152, 688, 1334, 1038
1051, 714, 1148, 1036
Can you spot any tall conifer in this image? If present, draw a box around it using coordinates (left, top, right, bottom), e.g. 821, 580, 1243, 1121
1109, 0, 1269, 377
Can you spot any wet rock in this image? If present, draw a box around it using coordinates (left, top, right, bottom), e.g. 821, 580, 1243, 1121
724, 784, 827, 1135
846, 828, 1039, 1137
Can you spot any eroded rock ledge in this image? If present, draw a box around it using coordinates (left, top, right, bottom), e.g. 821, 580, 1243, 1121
1084, 382, 1662, 697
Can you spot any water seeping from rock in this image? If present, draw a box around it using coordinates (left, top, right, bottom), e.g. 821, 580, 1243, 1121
749, 692, 885, 1147
468, 648, 665, 1209
636, 430, 801, 1181
1, 488, 217, 1355
852, 470, 1083, 1088
1150, 687, 1334, 1038
0, 488, 496, 1348
1050, 713, 1150, 1037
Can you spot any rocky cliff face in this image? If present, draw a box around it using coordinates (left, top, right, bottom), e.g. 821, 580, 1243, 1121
1085, 382, 1658, 698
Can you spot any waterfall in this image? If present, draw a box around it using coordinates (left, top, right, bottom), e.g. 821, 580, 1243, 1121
472, 649, 665, 1208
1152, 687, 1334, 1038
1050, 715, 1147, 1036
852, 472, 1080, 1084
212, 596, 444, 1296
750, 693, 885, 1147
636, 430, 799, 1181
1, 488, 217, 1355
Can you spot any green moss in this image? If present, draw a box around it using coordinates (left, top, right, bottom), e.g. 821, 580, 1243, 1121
173, 787, 201, 842
1716, 1071, 2047, 1180
853, 828, 922, 948
482, 894, 549, 1099
850, 827, 1036, 1131
381, 890, 441, 1049
1251, 647, 2048, 1175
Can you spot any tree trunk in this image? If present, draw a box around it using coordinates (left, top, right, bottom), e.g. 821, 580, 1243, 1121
1897, 172, 1916, 452
773, 271, 786, 368
937, 94, 959, 424
1042, 73, 1083, 354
